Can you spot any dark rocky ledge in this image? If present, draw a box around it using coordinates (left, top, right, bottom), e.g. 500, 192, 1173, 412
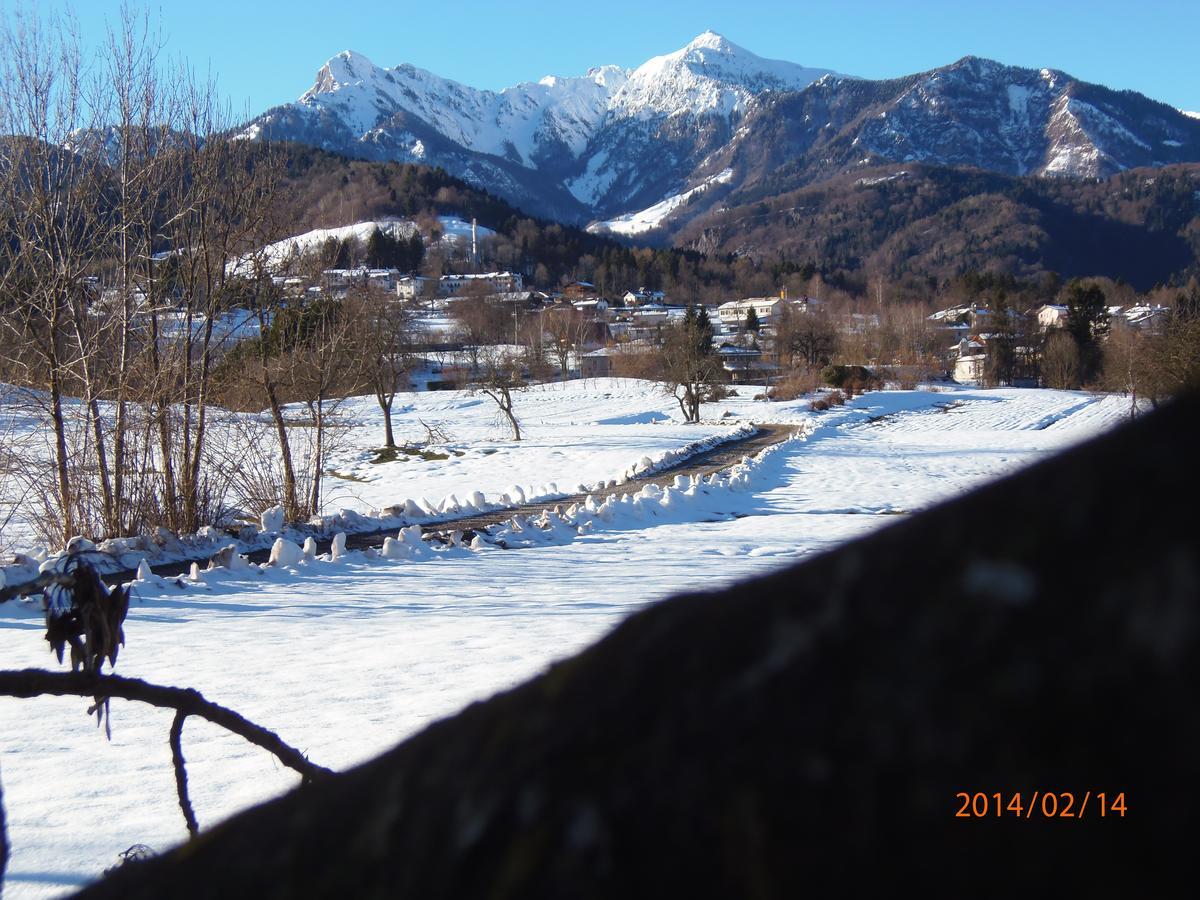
75, 394, 1199, 898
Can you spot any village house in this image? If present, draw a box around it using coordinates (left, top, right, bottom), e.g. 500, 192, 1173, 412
1033, 304, 1069, 331
319, 267, 403, 294
494, 291, 548, 311
572, 297, 609, 320
953, 337, 988, 383
1118, 304, 1171, 331
561, 281, 600, 300
715, 343, 776, 382
622, 305, 681, 342
622, 288, 666, 307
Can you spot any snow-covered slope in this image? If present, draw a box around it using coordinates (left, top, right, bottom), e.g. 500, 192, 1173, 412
228, 216, 493, 276
587, 167, 733, 236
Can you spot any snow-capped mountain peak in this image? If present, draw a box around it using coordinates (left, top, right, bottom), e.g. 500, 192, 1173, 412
609, 31, 835, 119
304, 49, 382, 99
686, 29, 731, 52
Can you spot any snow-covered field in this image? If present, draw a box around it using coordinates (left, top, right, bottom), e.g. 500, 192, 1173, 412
0, 379, 745, 558
320, 378, 749, 516
0, 383, 1136, 897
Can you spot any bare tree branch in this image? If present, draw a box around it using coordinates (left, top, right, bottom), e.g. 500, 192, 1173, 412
0, 670, 332, 785
169, 710, 199, 838
0, 571, 76, 604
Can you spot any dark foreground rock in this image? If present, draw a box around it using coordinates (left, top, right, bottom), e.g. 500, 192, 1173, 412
77, 395, 1199, 899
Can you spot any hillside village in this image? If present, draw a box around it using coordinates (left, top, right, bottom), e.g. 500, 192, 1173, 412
217, 219, 1183, 397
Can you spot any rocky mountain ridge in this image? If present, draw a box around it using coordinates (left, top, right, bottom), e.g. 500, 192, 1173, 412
237, 35, 1200, 235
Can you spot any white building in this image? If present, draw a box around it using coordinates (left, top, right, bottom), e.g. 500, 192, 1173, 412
1034, 304, 1069, 331
717, 297, 784, 327
321, 267, 403, 294
438, 272, 524, 297
622, 288, 665, 307
396, 275, 434, 301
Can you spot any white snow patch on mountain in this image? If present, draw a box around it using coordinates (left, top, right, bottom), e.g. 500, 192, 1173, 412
588, 168, 734, 236
565, 148, 616, 205
1007, 84, 1031, 124
1182, 110, 1200, 120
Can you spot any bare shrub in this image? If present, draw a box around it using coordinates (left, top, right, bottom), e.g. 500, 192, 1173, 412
770, 369, 820, 402
1042, 331, 1081, 390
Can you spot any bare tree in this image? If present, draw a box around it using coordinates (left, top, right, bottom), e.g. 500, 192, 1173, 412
1041, 330, 1081, 390
774, 303, 837, 370
346, 287, 418, 449
0, 7, 110, 542
284, 296, 356, 516
465, 346, 527, 441
450, 285, 508, 374
542, 305, 589, 381
658, 307, 722, 424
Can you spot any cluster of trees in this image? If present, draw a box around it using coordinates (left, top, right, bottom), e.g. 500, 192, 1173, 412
0, 9, 280, 544
314, 227, 426, 272
0, 8, 424, 546
1100, 282, 1200, 408
964, 276, 1200, 400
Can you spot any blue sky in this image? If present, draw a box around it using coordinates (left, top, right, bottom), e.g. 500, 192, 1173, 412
27, 0, 1200, 113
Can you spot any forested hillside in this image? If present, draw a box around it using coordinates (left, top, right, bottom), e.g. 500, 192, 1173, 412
672, 162, 1200, 296
276, 146, 1200, 301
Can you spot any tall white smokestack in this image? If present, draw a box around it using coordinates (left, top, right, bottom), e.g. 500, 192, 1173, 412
471, 218, 478, 269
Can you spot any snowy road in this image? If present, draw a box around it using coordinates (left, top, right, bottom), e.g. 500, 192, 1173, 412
0, 386, 1136, 897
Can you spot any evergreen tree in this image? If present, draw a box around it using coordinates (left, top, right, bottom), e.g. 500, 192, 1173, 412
405, 232, 426, 273
744, 307, 761, 335
984, 291, 1016, 386
697, 306, 714, 343
1065, 280, 1108, 383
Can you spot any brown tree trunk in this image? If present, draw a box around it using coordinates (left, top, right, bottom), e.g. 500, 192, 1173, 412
263, 374, 299, 520
382, 398, 396, 449
47, 341, 75, 545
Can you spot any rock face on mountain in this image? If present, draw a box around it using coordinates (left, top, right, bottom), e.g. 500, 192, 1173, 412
74, 395, 1200, 899
239, 36, 1200, 234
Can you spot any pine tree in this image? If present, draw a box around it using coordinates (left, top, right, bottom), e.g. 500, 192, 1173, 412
744, 307, 761, 335
1065, 280, 1108, 383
